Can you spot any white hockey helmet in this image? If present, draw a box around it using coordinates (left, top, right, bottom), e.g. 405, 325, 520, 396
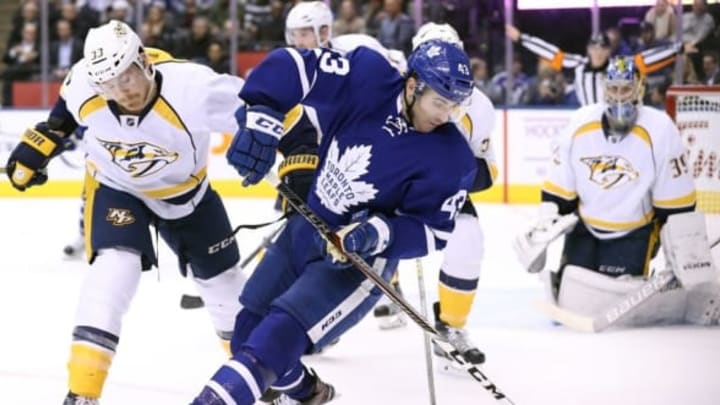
285, 1, 333, 47
83, 20, 149, 85
411, 22, 463, 51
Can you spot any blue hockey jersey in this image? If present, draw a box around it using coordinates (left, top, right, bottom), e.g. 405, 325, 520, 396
240, 46, 476, 259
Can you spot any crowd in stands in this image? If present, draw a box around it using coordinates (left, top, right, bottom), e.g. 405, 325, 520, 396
1, 0, 719, 107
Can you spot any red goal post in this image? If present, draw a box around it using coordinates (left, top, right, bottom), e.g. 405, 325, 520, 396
666, 85, 720, 215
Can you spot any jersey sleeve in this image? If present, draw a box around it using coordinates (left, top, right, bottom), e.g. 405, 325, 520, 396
239, 47, 350, 113
519, 33, 586, 71
460, 89, 498, 189
383, 165, 476, 259
652, 117, 696, 220
633, 42, 682, 75
541, 110, 582, 214
199, 69, 246, 134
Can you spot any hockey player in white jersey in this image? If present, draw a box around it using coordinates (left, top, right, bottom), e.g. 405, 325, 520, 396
514, 56, 720, 327
5, 21, 248, 404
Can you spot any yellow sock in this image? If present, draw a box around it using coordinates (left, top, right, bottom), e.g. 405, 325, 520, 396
438, 284, 476, 328
67, 343, 114, 398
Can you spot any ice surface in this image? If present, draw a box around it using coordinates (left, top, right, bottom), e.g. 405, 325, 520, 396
1, 199, 718, 405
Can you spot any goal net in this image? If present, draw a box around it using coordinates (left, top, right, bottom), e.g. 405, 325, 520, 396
666, 85, 720, 249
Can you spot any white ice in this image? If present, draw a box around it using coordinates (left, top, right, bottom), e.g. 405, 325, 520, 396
1, 198, 719, 405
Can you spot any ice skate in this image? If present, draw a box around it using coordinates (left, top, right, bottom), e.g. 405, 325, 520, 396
270, 370, 336, 405
63, 392, 99, 405
373, 281, 407, 330
432, 302, 485, 367
63, 235, 85, 259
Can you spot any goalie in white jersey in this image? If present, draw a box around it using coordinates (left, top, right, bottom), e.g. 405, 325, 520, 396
515, 56, 720, 327
283, 1, 496, 366
5, 21, 248, 404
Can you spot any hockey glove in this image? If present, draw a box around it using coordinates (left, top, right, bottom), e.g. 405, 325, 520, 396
277, 152, 319, 214
315, 211, 393, 268
227, 105, 284, 186
5, 123, 66, 191
513, 202, 578, 273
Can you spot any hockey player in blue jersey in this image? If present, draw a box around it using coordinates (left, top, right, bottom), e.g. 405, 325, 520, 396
191, 40, 476, 404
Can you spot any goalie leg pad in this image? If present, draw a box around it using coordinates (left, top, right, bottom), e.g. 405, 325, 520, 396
558, 265, 687, 327
662, 211, 718, 289
558, 265, 643, 316
685, 281, 720, 325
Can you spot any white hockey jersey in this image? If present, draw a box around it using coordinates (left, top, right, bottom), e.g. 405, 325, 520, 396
544, 104, 695, 239
59, 52, 245, 219
330, 34, 407, 73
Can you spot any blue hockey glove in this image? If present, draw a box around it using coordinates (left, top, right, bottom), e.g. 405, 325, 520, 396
227, 105, 284, 186
5, 123, 66, 191
315, 212, 393, 268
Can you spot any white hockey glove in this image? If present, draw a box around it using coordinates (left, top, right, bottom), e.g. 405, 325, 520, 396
513, 202, 578, 273
661, 211, 717, 289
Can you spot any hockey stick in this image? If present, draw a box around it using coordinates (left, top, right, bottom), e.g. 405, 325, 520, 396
415, 259, 437, 405
266, 172, 515, 403
537, 270, 679, 333
180, 222, 288, 310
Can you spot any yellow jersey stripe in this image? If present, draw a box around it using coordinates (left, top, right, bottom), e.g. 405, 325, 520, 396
653, 191, 697, 208
488, 163, 499, 182
542, 181, 577, 200
142, 166, 207, 199
153, 96, 186, 131
79, 95, 107, 121
630, 125, 652, 148
283, 104, 304, 132
460, 114, 473, 139
572, 121, 602, 138
581, 211, 655, 231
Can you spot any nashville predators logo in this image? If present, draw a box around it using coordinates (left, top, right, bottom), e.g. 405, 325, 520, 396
581, 155, 639, 189
98, 139, 179, 177
106, 208, 135, 226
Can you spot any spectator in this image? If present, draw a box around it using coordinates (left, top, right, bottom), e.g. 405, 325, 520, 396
637, 21, 672, 51
200, 40, 230, 74
62, 2, 98, 40
488, 52, 530, 105
470, 57, 493, 97
606, 26, 634, 56
334, 0, 366, 36
174, 15, 214, 60
644, 0, 677, 41
376, 0, 415, 55
703, 51, 720, 84
647, 79, 670, 109
49, 19, 83, 80
107, 0, 133, 25
527, 57, 566, 105
144, 1, 176, 52
255, 0, 285, 46
9, 1, 39, 46
682, 0, 716, 47
244, 0, 273, 41
2, 22, 39, 106
363, 0, 384, 38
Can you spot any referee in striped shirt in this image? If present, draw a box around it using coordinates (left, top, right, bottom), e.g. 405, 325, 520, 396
506, 24, 691, 105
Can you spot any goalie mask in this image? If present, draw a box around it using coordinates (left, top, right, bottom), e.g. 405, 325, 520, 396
603, 56, 644, 134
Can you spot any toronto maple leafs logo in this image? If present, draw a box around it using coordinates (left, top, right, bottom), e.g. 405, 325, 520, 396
581, 155, 639, 189
316, 139, 378, 215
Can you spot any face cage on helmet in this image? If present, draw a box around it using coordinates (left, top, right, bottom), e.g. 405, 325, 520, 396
603, 78, 643, 131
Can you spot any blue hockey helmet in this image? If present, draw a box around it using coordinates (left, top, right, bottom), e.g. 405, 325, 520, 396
407, 40, 473, 105
603, 56, 644, 132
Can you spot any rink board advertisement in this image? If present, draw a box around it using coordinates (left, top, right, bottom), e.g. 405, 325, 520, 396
0, 108, 575, 203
